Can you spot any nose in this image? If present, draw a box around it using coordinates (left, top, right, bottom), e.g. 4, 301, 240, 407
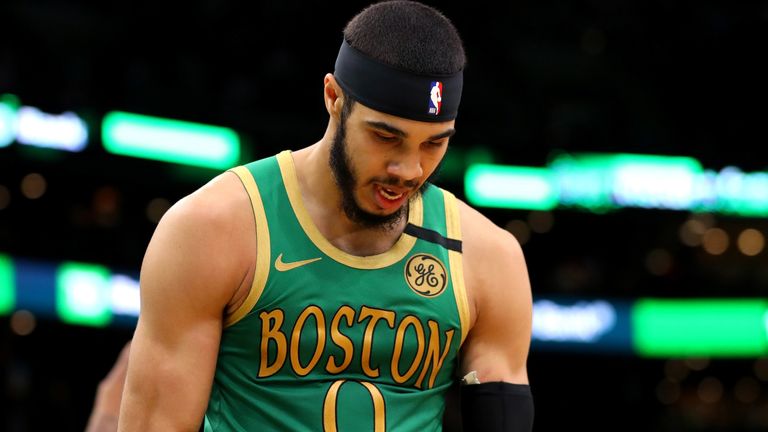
387, 152, 423, 183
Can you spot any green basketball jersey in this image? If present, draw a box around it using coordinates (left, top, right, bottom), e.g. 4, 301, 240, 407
204, 151, 470, 431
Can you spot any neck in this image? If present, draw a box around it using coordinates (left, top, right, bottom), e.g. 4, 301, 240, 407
291, 133, 407, 256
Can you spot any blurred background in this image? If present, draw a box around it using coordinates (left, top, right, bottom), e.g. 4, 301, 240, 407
2, 0, 768, 430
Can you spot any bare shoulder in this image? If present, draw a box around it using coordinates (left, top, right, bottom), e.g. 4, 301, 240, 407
162, 170, 251, 235
141, 170, 255, 312
457, 199, 526, 280
457, 200, 522, 258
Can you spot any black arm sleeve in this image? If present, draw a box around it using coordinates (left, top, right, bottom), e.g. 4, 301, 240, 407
460, 382, 534, 432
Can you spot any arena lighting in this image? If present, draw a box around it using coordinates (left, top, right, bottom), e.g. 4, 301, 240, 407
16, 106, 89, 151
533, 299, 617, 342
441, 146, 494, 181
0, 95, 18, 148
707, 167, 768, 216
102, 111, 240, 169
0, 254, 15, 314
464, 165, 558, 210
600, 154, 701, 210
5, 254, 140, 326
56, 262, 112, 327
0, 94, 89, 151
110, 274, 140, 317
466, 153, 768, 216
548, 153, 616, 211
539, 152, 702, 211
633, 299, 768, 357
530, 299, 634, 354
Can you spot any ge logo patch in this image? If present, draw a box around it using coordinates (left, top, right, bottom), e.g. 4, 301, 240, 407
404, 254, 447, 297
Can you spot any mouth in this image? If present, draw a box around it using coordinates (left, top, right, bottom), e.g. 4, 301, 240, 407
379, 186, 405, 200
373, 184, 409, 210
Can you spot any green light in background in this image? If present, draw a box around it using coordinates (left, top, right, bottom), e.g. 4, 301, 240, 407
465, 164, 558, 210
102, 111, 240, 169
0, 254, 14, 315
0, 94, 21, 108
56, 262, 112, 327
633, 299, 768, 357
549, 152, 702, 211
0, 94, 20, 148
713, 167, 768, 217
610, 154, 702, 210
549, 153, 617, 211
441, 146, 494, 182
466, 147, 494, 166
441, 149, 465, 181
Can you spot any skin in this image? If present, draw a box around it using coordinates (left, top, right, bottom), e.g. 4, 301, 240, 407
118, 74, 532, 431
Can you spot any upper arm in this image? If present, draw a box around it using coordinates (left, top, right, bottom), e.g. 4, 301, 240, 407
119, 174, 254, 431
459, 202, 533, 384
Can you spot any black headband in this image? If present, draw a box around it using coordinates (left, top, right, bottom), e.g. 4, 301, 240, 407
333, 40, 463, 122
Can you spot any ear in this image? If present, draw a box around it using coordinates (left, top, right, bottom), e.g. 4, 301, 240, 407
323, 73, 344, 118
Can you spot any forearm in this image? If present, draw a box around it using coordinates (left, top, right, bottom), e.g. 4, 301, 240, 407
119, 398, 203, 432
118, 365, 210, 432
117, 325, 219, 431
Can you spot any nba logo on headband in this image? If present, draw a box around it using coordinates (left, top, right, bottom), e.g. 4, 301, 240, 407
428, 81, 443, 115
334, 40, 462, 121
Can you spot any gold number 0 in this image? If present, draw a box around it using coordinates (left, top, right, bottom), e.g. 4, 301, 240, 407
323, 380, 386, 432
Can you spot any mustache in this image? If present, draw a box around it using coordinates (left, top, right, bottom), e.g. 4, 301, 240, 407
370, 177, 420, 189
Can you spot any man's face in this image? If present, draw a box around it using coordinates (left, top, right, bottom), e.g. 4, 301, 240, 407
330, 101, 455, 230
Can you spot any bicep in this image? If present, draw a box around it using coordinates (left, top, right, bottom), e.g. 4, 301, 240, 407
119, 200, 242, 431
461, 229, 532, 384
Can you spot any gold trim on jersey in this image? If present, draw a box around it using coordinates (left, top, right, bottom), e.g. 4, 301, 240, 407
224, 166, 271, 327
277, 150, 423, 269
442, 190, 469, 345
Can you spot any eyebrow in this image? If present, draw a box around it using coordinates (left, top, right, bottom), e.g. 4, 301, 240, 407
365, 120, 456, 141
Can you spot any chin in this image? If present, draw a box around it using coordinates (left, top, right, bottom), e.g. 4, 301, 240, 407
376, 206, 403, 215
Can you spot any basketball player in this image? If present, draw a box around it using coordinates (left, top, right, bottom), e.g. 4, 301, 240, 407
118, 1, 533, 430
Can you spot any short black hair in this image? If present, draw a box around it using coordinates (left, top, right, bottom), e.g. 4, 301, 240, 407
343, 1, 466, 76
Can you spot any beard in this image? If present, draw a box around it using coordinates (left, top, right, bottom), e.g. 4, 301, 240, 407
329, 109, 442, 231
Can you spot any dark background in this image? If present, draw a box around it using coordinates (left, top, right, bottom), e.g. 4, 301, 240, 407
2, 0, 768, 430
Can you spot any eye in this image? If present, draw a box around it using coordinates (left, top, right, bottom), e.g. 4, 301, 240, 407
426, 140, 447, 148
375, 133, 398, 142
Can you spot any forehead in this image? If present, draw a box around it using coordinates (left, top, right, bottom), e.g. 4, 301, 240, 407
348, 101, 456, 138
